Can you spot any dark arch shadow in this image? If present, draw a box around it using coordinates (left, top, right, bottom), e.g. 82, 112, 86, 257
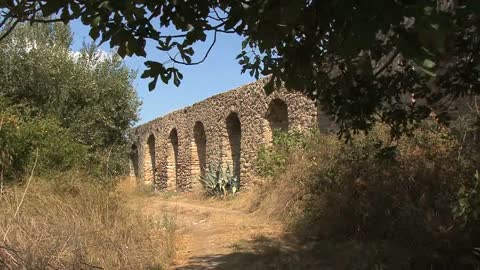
267, 98, 289, 132
193, 121, 207, 183
226, 112, 241, 182
145, 134, 156, 183
168, 128, 179, 190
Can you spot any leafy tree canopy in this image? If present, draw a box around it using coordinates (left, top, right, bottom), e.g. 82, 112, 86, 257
0, 0, 479, 138
0, 23, 140, 177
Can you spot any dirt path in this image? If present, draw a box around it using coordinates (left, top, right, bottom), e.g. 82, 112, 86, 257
132, 193, 286, 269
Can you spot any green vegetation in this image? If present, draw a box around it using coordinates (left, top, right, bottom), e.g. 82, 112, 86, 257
1, 105, 88, 179
1, 3, 479, 267
0, 24, 175, 269
254, 117, 480, 268
0, 23, 140, 184
455, 170, 480, 228
199, 162, 240, 197
256, 129, 308, 177
2, 1, 479, 137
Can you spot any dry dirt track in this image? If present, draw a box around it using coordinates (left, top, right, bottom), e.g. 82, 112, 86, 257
117, 176, 336, 270
117, 174, 334, 270
133, 193, 288, 269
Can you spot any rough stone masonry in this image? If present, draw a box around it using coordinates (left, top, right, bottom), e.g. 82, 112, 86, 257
129, 78, 335, 192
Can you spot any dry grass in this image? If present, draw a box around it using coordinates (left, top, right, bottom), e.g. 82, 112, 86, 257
0, 173, 175, 269
249, 133, 341, 223
247, 124, 480, 268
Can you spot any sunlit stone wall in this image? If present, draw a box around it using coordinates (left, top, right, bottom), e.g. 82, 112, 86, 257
130, 78, 333, 191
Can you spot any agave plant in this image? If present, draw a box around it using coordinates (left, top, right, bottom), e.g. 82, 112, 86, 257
199, 163, 220, 196
199, 162, 239, 196
229, 175, 240, 195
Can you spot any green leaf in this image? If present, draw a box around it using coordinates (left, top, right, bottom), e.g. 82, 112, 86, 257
117, 44, 127, 57
184, 47, 194, 56
92, 16, 101, 27
127, 40, 137, 56
148, 77, 158, 91
224, 17, 240, 30
241, 38, 250, 49
422, 59, 436, 69
173, 72, 180, 87
416, 64, 437, 77
89, 26, 100, 41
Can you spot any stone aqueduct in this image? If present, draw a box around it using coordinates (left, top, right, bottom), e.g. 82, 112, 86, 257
129, 78, 335, 191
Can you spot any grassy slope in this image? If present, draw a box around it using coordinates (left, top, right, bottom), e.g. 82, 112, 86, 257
248, 124, 480, 269
0, 173, 175, 269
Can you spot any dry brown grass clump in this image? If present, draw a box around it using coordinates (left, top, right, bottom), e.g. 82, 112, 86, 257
0, 173, 175, 269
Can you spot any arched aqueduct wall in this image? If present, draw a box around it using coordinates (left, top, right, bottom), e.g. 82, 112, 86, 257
129, 78, 335, 191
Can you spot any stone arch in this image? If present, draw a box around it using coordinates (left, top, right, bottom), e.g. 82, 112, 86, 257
191, 121, 207, 189
225, 112, 241, 181
167, 128, 179, 191
264, 98, 289, 143
130, 144, 139, 178
144, 134, 156, 184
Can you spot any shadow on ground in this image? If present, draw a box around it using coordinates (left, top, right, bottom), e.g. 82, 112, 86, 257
174, 235, 390, 270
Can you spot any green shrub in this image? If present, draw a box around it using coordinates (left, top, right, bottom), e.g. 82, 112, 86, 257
0, 104, 90, 181
21, 116, 88, 173
255, 129, 310, 177
454, 170, 480, 227
0, 96, 133, 183
253, 122, 480, 269
0, 106, 25, 182
200, 162, 240, 196
0, 23, 140, 182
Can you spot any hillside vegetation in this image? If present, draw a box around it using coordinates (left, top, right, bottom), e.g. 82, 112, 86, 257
0, 23, 139, 183
0, 24, 176, 269
252, 112, 480, 269
2, 21, 480, 270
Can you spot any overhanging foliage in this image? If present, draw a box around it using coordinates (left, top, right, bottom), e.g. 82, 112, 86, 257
0, 0, 479, 138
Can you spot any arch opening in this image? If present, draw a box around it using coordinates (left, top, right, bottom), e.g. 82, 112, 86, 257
265, 98, 289, 143
144, 134, 156, 184
192, 121, 207, 189
167, 128, 179, 191
226, 112, 241, 181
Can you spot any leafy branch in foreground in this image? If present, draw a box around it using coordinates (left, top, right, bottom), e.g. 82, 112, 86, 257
1, 1, 480, 138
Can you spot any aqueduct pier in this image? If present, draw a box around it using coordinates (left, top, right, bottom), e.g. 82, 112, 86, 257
130, 78, 334, 191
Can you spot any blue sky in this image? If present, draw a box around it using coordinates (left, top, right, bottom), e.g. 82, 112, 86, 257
69, 20, 257, 125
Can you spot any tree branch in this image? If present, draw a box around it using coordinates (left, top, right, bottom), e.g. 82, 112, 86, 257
374, 49, 399, 77
0, 12, 13, 29
0, 19, 19, 43
168, 30, 217, 66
